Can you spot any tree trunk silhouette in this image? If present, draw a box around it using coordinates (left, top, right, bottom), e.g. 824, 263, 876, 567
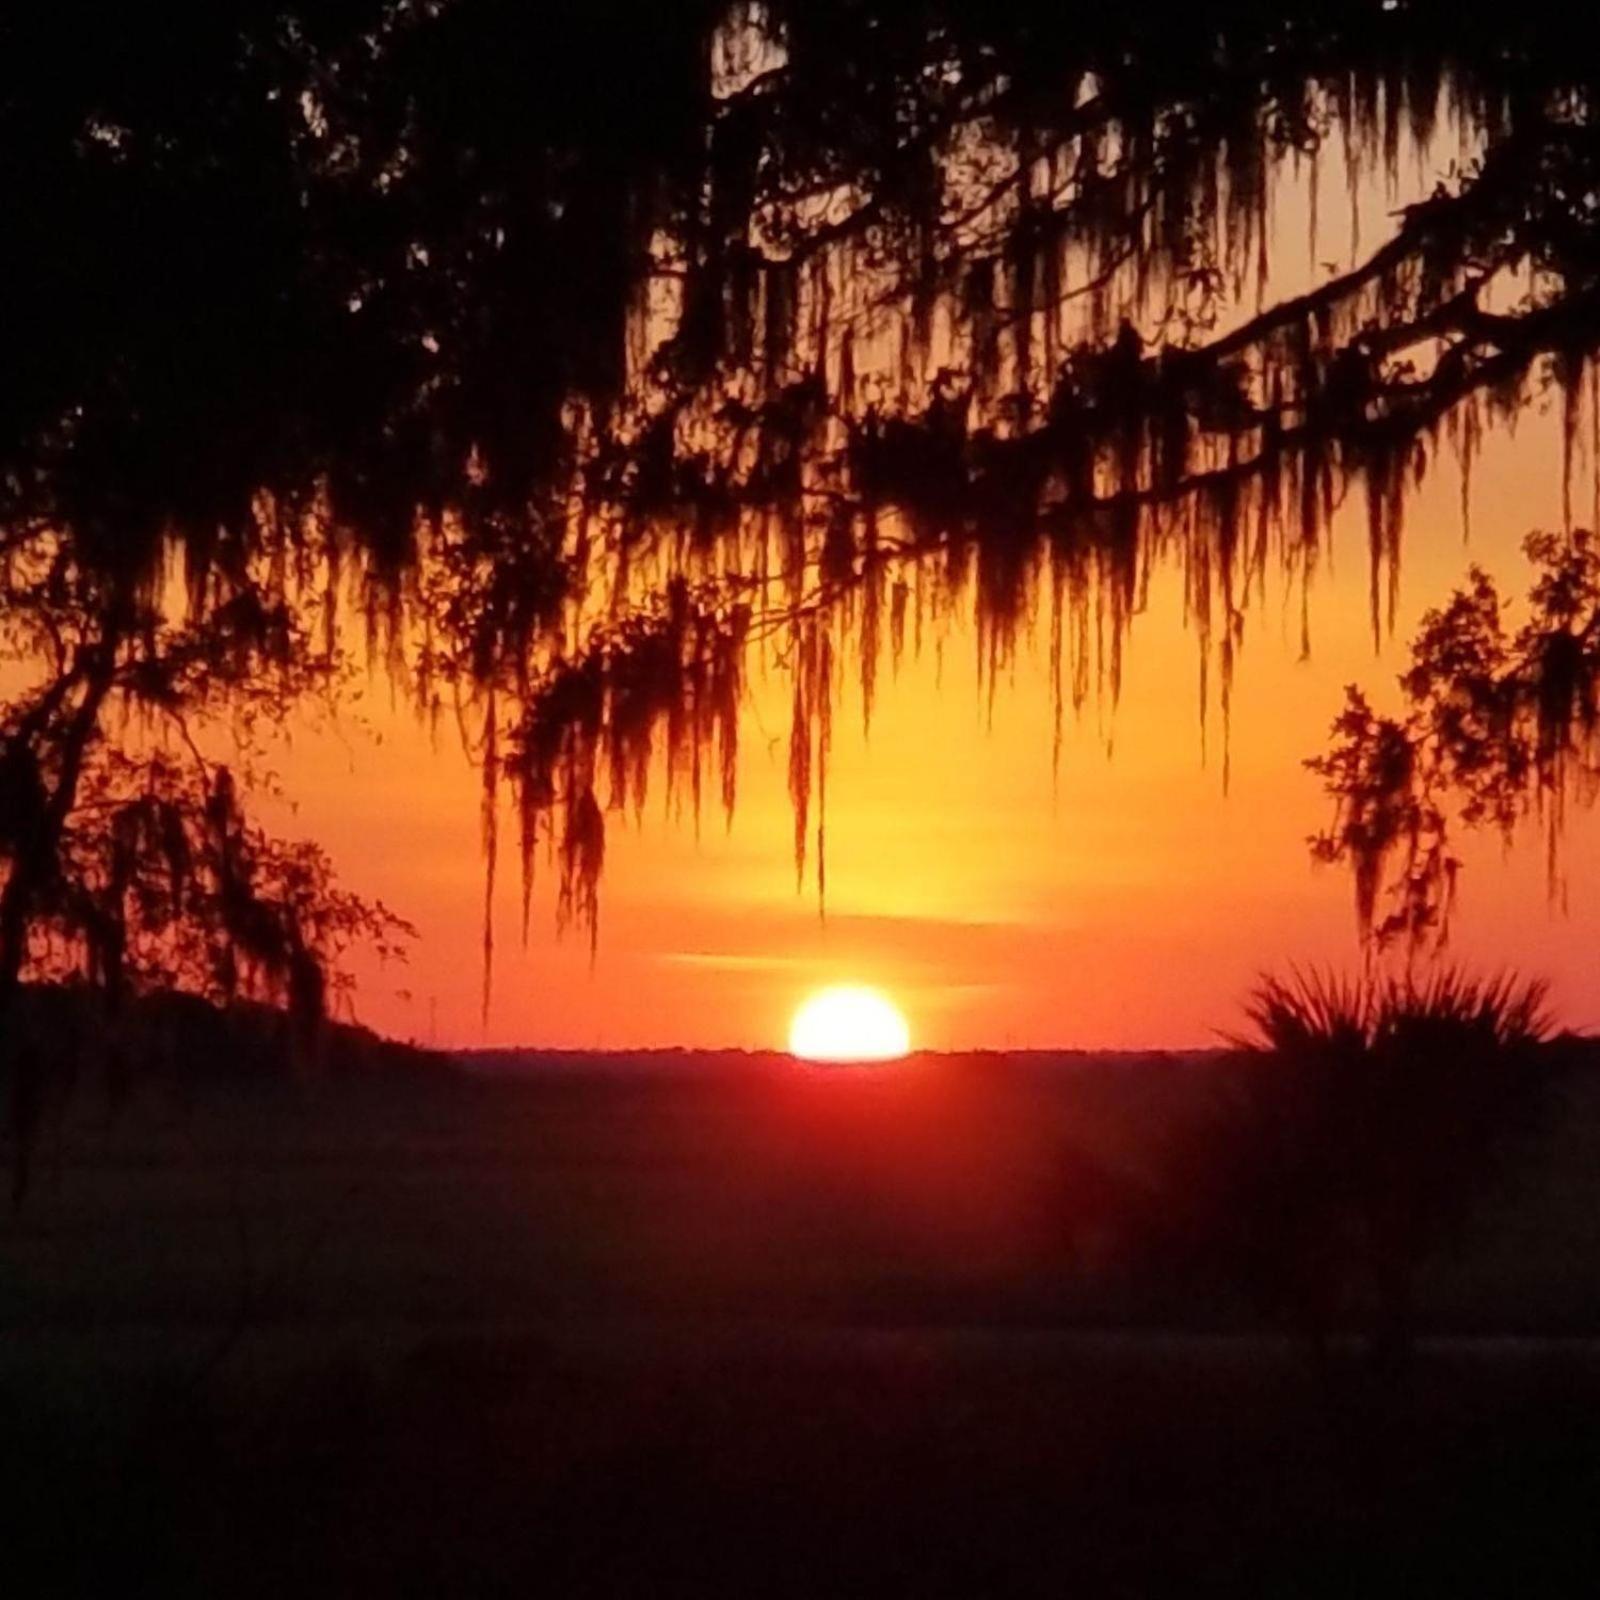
0, 644, 117, 1196
1369, 1246, 1418, 1384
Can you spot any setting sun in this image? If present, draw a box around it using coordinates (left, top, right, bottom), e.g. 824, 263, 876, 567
788, 985, 912, 1062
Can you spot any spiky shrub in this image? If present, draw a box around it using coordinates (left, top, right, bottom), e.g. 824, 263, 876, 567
1172, 969, 1554, 1367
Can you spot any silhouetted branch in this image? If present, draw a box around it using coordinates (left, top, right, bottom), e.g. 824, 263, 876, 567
1309, 531, 1600, 947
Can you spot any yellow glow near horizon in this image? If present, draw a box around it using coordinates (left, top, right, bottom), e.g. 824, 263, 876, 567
788, 985, 912, 1062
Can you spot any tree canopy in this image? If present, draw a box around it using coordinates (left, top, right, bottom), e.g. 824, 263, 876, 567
7, 0, 1600, 1019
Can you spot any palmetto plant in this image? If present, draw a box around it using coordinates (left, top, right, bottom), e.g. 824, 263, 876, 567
1171, 968, 1555, 1371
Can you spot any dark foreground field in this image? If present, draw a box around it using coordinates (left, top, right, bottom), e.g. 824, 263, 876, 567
5, 1051, 1600, 1596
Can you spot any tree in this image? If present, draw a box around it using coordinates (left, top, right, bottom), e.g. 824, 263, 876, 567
1309, 530, 1600, 947
0, 534, 412, 1192
1167, 969, 1554, 1373
10, 0, 1600, 1019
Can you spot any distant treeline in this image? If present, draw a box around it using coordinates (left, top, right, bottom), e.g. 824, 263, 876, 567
6, 982, 445, 1088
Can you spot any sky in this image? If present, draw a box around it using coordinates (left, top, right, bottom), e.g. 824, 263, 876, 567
256, 118, 1600, 1053
265, 396, 1600, 1052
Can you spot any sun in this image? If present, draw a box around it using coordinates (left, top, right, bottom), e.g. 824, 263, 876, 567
788, 985, 912, 1062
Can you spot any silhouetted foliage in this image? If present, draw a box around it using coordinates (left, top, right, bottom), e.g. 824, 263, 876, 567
1, 979, 439, 1201
1310, 531, 1600, 946
1167, 968, 1555, 1370
10, 1, 1600, 976
0, 538, 411, 1187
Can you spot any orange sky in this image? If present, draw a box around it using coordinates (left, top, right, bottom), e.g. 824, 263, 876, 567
256, 120, 1600, 1053
264, 393, 1600, 1052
